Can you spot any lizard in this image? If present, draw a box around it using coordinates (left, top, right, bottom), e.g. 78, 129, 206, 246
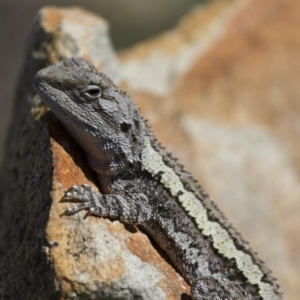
33, 57, 283, 300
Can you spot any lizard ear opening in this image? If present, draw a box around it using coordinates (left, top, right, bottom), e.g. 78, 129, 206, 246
120, 122, 132, 133
81, 85, 102, 101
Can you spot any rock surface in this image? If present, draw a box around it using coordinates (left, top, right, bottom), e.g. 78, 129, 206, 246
1, 1, 299, 299
0, 7, 188, 300
120, 1, 300, 299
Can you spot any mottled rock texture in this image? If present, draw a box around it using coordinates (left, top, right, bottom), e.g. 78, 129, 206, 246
0, 7, 188, 300
120, 1, 300, 298
1, 1, 299, 299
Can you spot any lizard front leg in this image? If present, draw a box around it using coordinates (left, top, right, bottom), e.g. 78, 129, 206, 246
61, 183, 153, 226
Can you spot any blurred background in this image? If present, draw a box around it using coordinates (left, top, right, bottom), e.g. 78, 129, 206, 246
1, 0, 300, 299
0, 0, 203, 159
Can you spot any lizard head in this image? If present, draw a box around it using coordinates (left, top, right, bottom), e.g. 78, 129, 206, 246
33, 57, 146, 175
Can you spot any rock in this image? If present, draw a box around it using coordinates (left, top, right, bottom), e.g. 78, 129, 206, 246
0, 7, 188, 300
1, 1, 299, 299
120, 0, 300, 299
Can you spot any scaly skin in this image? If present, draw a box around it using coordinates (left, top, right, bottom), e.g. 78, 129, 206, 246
33, 57, 282, 300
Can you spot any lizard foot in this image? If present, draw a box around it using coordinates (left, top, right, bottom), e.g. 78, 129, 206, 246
61, 184, 105, 217
61, 183, 153, 224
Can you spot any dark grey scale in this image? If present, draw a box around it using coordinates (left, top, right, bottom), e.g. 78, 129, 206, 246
148, 134, 279, 292
111, 171, 254, 296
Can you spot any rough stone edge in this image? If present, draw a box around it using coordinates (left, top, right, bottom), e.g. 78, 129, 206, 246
0, 6, 190, 300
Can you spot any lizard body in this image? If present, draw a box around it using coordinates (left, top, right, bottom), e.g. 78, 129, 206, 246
33, 57, 282, 300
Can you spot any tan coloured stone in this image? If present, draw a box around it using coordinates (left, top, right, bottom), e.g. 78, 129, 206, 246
1, 0, 299, 299
0, 6, 188, 300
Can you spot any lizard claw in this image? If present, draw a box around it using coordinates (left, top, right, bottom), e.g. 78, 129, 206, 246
61, 203, 91, 216
60, 184, 104, 217
61, 184, 95, 202
83, 207, 96, 219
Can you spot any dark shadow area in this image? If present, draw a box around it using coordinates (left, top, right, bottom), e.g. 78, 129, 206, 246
181, 293, 193, 300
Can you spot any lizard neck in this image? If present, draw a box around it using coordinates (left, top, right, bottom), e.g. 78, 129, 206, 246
61, 117, 129, 176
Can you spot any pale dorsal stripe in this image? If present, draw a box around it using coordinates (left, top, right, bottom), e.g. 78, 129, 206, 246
141, 139, 279, 300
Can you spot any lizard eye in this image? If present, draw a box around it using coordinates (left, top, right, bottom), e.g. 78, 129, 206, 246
81, 85, 102, 101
